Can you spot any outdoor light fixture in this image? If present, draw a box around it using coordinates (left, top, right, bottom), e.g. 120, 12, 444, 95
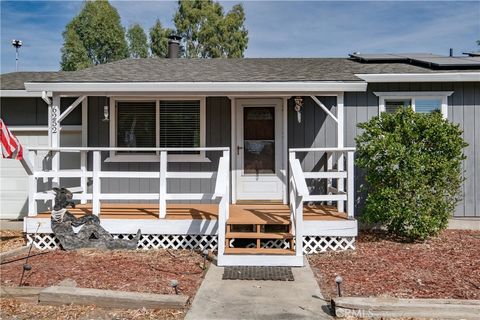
335, 275, 343, 297
102, 105, 110, 122
170, 279, 179, 294
294, 96, 303, 123
202, 249, 209, 270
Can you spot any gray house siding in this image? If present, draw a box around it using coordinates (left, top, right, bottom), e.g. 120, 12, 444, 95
287, 82, 480, 218
87, 96, 230, 204
0, 97, 82, 126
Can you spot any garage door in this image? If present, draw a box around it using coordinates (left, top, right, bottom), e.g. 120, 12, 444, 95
0, 130, 81, 220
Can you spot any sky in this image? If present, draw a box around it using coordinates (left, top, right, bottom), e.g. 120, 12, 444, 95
1, 0, 479, 73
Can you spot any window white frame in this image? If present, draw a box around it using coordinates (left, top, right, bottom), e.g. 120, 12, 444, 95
374, 91, 453, 119
107, 96, 208, 162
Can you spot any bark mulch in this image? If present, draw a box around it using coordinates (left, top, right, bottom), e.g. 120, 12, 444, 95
0, 230, 26, 253
308, 230, 480, 300
0, 298, 184, 320
0, 249, 209, 319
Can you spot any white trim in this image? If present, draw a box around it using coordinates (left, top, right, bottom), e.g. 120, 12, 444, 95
57, 95, 86, 122
230, 97, 236, 204
24, 81, 368, 93
0, 90, 52, 97
282, 97, 289, 204
108, 96, 208, 162
218, 255, 304, 267
375, 91, 453, 119
356, 73, 480, 83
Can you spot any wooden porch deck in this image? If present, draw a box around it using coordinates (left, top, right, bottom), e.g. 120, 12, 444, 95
33, 203, 348, 222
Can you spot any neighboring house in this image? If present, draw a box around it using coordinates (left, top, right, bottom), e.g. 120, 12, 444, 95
1, 47, 479, 266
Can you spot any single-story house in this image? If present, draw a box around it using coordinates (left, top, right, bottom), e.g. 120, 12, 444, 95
1, 45, 479, 266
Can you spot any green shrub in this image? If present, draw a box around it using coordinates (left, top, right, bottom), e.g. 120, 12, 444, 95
355, 107, 467, 241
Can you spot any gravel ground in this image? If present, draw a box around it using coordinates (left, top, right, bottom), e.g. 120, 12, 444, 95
309, 230, 480, 300
0, 231, 26, 253
0, 248, 211, 319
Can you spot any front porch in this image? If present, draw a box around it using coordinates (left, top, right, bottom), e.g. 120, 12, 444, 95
25, 203, 357, 256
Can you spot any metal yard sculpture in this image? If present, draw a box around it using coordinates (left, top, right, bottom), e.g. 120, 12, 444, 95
51, 187, 141, 250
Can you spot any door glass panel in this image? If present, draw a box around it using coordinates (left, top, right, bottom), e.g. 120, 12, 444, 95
243, 107, 275, 174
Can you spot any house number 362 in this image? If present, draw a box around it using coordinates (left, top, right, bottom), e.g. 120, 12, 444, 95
51, 107, 58, 133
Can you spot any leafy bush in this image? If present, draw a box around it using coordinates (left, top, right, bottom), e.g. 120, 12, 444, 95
355, 108, 467, 240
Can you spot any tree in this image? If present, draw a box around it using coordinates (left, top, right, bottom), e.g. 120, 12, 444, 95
173, 0, 248, 58
149, 19, 173, 58
60, 0, 128, 70
127, 24, 148, 58
355, 108, 467, 241
60, 26, 92, 71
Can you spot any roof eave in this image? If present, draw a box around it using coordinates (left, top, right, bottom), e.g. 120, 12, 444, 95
356, 72, 480, 82
24, 81, 368, 93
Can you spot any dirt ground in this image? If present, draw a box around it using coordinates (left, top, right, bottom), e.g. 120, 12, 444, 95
0, 248, 210, 319
309, 230, 480, 300
0, 230, 26, 253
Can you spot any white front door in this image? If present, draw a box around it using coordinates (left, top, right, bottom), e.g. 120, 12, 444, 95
235, 99, 284, 201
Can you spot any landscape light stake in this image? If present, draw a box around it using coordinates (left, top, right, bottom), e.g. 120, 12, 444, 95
20, 223, 41, 286
170, 279, 179, 294
335, 275, 343, 297
202, 249, 209, 270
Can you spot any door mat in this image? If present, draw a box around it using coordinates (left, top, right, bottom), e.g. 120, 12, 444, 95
222, 266, 294, 281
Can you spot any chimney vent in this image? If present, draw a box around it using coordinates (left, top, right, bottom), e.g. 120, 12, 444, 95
449, 48, 453, 57
167, 35, 182, 58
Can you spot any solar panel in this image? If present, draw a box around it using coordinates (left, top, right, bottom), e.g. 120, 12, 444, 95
350, 52, 480, 68
409, 57, 480, 67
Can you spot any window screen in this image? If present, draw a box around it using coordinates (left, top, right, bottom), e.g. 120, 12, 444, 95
385, 99, 411, 113
116, 101, 156, 152
159, 100, 200, 154
415, 99, 441, 113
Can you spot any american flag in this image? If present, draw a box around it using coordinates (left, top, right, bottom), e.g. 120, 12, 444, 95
1, 118, 23, 160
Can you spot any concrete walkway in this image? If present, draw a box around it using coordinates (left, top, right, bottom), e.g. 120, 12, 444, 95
186, 258, 332, 320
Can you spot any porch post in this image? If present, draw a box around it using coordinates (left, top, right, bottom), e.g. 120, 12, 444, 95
92, 150, 101, 215
159, 151, 167, 218
336, 93, 345, 212
50, 94, 61, 190
347, 151, 355, 219
28, 150, 37, 216
80, 98, 88, 204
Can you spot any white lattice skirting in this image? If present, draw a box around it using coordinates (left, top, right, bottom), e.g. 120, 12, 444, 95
27, 234, 355, 253
26, 234, 218, 251
231, 236, 355, 253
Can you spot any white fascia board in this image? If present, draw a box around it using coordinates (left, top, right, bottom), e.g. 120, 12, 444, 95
24, 81, 367, 93
356, 73, 480, 83
1, 90, 52, 97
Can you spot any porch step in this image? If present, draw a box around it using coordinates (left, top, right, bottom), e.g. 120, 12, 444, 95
225, 232, 293, 240
224, 247, 295, 255
226, 217, 290, 225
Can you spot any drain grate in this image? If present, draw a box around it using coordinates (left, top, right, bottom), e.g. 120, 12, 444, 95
222, 266, 294, 281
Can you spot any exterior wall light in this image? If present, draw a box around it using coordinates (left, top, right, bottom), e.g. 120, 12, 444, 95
103, 105, 110, 122
294, 96, 303, 123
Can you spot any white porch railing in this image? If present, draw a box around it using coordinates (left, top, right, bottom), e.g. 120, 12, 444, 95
25, 147, 230, 219
289, 147, 355, 255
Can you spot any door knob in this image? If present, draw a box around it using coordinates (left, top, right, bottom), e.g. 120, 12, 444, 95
237, 146, 243, 155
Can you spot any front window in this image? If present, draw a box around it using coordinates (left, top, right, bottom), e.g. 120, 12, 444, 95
159, 100, 200, 154
116, 101, 156, 153
375, 92, 452, 118
385, 99, 411, 114
111, 98, 206, 161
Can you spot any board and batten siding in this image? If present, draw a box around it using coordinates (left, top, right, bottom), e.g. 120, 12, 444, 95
287, 82, 480, 218
87, 96, 231, 204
